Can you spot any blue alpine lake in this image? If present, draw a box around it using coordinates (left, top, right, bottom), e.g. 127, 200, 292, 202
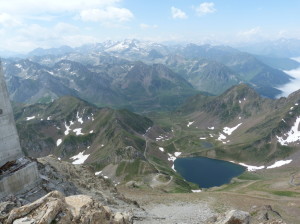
174, 157, 246, 188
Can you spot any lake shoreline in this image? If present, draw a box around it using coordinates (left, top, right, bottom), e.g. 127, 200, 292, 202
174, 156, 246, 188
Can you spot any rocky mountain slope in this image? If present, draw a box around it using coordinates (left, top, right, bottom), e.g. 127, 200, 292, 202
4, 58, 196, 112
0, 155, 139, 223
157, 55, 241, 95
3, 39, 298, 109
177, 44, 292, 97
13, 84, 300, 192
172, 84, 300, 164
14, 96, 196, 193
14, 96, 152, 166
1, 155, 292, 224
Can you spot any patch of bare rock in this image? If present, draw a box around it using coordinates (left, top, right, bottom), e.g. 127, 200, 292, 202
0, 155, 289, 224
208, 205, 286, 224
0, 191, 130, 224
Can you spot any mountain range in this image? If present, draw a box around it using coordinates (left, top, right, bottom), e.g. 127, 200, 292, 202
2, 38, 300, 224
3, 39, 300, 113
13, 83, 300, 192
4, 58, 196, 112
1, 39, 300, 191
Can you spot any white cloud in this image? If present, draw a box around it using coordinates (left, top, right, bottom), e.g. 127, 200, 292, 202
171, 7, 187, 19
278, 30, 287, 38
140, 23, 158, 29
238, 27, 261, 36
61, 35, 98, 47
0, 1, 133, 25
54, 23, 79, 34
18, 24, 51, 40
80, 7, 134, 22
0, 0, 121, 15
0, 13, 22, 27
0, 22, 93, 52
196, 2, 216, 16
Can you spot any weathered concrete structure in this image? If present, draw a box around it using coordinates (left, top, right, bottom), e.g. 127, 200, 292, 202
0, 158, 39, 198
0, 61, 39, 198
0, 61, 23, 167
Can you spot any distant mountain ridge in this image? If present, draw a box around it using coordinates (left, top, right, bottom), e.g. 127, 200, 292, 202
3, 39, 300, 111
4, 58, 197, 112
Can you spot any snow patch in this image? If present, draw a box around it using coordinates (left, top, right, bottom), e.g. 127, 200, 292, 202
277, 116, 300, 145
70, 151, 90, 165
145, 127, 151, 134
95, 171, 102, 175
172, 164, 175, 171
73, 128, 84, 136
187, 121, 194, 127
76, 111, 84, 124
26, 116, 35, 121
156, 134, 171, 142
200, 137, 207, 140
168, 152, 182, 171
159, 147, 164, 152
267, 160, 292, 169
56, 139, 62, 146
89, 130, 94, 133
192, 190, 202, 193
64, 122, 73, 135
218, 133, 227, 141
208, 126, 214, 130
223, 123, 242, 135
168, 153, 176, 162
174, 152, 182, 157
239, 163, 265, 172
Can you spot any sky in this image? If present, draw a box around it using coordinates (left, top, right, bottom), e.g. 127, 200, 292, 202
0, 0, 300, 53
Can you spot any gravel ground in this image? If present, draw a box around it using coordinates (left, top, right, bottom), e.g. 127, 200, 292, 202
133, 201, 215, 224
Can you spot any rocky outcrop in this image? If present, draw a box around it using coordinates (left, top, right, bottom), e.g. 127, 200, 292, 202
216, 210, 251, 224
249, 205, 286, 224
207, 205, 286, 224
1, 191, 131, 224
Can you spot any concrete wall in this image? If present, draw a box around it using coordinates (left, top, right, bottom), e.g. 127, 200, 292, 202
0, 62, 23, 167
0, 162, 40, 198
0, 63, 40, 199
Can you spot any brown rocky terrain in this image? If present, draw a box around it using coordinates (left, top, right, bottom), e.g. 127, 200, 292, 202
1, 155, 298, 224
0, 155, 141, 223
